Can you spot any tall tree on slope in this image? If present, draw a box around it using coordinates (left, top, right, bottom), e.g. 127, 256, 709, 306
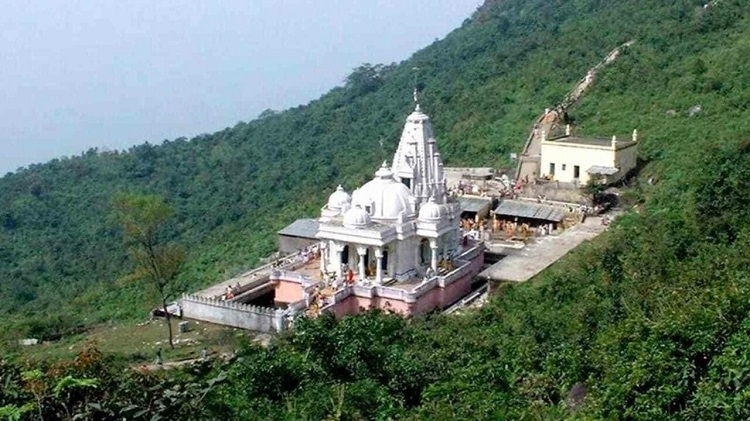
113, 193, 184, 349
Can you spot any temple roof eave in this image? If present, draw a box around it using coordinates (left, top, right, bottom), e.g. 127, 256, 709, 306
415, 222, 454, 239
316, 223, 398, 247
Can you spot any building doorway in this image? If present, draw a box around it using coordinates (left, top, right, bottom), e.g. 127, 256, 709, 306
365, 248, 373, 276
341, 245, 349, 266
574, 165, 580, 179
420, 239, 431, 266
549, 163, 556, 176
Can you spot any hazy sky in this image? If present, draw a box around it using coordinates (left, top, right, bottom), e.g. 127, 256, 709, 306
0, 0, 482, 174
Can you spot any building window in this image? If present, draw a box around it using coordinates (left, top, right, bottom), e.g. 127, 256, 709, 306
562, 164, 567, 171
549, 163, 556, 176
574, 165, 580, 179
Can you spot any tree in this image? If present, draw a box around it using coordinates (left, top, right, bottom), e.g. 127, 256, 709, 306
581, 175, 607, 205
345, 63, 386, 96
113, 193, 184, 349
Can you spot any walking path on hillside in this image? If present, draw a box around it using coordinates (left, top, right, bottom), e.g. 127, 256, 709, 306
515, 41, 634, 183
479, 216, 608, 282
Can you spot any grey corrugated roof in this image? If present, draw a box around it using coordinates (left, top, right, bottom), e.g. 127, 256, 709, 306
494, 200, 565, 222
587, 165, 619, 175
277, 218, 320, 239
457, 196, 492, 213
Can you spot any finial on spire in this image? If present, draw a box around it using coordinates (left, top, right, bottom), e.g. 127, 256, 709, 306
412, 66, 421, 110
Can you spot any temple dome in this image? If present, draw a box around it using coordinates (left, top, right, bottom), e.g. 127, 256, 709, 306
418, 196, 442, 222
352, 162, 415, 220
343, 205, 371, 228
327, 185, 351, 211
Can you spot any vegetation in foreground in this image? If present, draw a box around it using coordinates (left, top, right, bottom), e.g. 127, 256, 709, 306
2, 0, 750, 418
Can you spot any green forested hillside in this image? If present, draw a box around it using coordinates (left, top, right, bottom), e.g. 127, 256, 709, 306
0, 0, 670, 338
3, 0, 750, 418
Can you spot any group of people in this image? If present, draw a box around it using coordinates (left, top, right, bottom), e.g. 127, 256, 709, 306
461, 215, 558, 241
320, 266, 357, 290
270, 244, 322, 269
223, 282, 242, 300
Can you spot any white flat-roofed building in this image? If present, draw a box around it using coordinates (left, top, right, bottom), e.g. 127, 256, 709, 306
540, 129, 638, 185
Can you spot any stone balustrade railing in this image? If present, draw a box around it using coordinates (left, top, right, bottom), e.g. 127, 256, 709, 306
180, 293, 290, 332
372, 285, 412, 302
181, 294, 277, 314
441, 260, 473, 286
271, 269, 314, 286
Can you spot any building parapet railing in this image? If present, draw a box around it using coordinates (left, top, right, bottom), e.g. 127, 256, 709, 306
456, 242, 484, 262
230, 244, 320, 281
181, 293, 298, 333
181, 293, 278, 315
412, 277, 439, 297
440, 260, 473, 286
333, 286, 354, 303
271, 269, 315, 287
373, 285, 414, 302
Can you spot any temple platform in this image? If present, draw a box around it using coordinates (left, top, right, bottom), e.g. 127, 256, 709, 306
270, 241, 485, 318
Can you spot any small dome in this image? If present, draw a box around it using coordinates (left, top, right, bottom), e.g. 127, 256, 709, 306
343, 205, 371, 228
327, 185, 351, 211
375, 161, 393, 179
352, 162, 415, 220
419, 197, 442, 222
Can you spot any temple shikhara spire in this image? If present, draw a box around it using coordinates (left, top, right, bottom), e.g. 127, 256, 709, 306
391, 92, 447, 208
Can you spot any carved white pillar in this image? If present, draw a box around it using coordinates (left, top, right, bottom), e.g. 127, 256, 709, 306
330, 242, 344, 277
356, 246, 367, 282
319, 243, 327, 274
429, 239, 438, 272
375, 247, 383, 285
